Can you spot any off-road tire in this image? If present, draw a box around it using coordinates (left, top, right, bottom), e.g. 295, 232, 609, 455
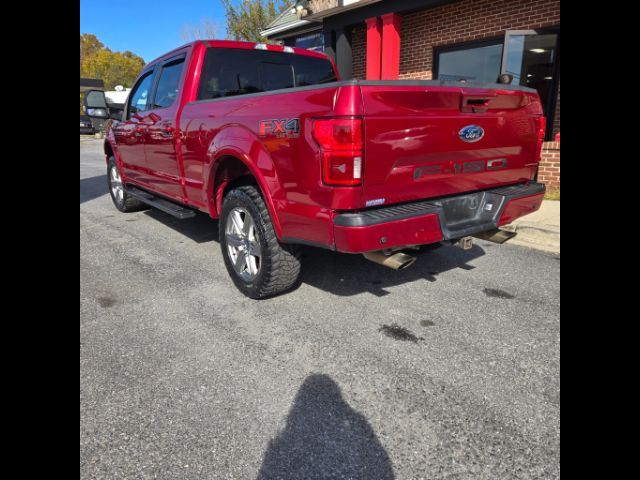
220, 185, 301, 299
107, 157, 146, 212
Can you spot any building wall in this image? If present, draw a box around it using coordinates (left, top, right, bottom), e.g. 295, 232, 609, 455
349, 0, 560, 189
396, 0, 559, 79
308, 0, 339, 13
552, 80, 559, 138
352, 24, 366, 80
538, 142, 560, 190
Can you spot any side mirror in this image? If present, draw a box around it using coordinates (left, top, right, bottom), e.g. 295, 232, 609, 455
83, 89, 109, 118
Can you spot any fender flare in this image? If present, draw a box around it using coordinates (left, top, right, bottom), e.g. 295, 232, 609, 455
103, 130, 127, 182
204, 127, 284, 239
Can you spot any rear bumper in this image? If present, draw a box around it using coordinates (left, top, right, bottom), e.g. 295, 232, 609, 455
333, 181, 545, 253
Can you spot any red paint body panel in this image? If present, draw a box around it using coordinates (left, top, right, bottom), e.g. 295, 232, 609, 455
359, 85, 543, 207
498, 193, 544, 226
105, 39, 545, 253
334, 213, 443, 253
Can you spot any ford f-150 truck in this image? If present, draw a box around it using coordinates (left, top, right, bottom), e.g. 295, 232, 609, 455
104, 40, 546, 298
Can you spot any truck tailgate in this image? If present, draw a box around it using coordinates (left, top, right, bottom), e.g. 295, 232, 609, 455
360, 83, 544, 207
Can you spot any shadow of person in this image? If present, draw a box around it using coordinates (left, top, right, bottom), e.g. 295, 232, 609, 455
257, 374, 394, 480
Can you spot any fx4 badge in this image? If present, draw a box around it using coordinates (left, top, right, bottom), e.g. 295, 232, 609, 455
259, 118, 300, 138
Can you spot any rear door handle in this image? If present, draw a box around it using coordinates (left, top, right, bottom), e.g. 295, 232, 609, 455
160, 126, 174, 138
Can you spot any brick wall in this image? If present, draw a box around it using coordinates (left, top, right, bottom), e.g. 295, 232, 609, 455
396, 0, 560, 80
537, 141, 560, 190
352, 24, 366, 80
349, 0, 560, 188
350, 0, 560, 132
552, 80, 559, 138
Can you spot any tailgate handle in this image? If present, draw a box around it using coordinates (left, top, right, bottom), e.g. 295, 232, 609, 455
461, 96, 493, 113
467, 99, 490, 105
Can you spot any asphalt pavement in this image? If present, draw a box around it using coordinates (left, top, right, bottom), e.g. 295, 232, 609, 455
80, 137, 560, 479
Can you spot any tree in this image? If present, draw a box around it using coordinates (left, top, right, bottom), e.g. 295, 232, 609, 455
80, 34, 145, 90
221, 0, 288, 42
80, 33, 104, 71
180, 19, 222, 41
80, 34, 146, 112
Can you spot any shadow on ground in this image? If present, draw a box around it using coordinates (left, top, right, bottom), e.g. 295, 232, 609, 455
143, 209, 219, 244
300, 244, 484, 297
257, 374, 394, 480
143, 209, 485, 296
81, 177, 485, 296
80, 175, 108, 204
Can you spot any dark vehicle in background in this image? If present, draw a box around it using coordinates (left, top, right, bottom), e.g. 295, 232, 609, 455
80, 115, 95, 135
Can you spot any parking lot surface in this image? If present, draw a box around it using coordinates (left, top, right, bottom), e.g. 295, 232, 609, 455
80, 138, 560, 479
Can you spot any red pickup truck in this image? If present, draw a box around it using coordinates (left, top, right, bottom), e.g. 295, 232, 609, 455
104, 40, 546, 298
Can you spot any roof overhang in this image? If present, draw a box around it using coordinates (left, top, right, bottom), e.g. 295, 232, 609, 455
303, 0, 383, 21
261, 19, 315, 38
80, 78, 105, 92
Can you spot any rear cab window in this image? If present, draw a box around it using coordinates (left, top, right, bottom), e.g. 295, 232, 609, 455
196, 47, 337, 101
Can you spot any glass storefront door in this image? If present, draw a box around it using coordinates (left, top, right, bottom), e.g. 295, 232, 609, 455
502, 30, 560, 139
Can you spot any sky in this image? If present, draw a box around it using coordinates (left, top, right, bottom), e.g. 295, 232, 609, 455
80, 0, 228, 63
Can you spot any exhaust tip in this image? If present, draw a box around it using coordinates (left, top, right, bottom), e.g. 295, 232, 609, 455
396, 255, 417, 270
363, 251, 417, 270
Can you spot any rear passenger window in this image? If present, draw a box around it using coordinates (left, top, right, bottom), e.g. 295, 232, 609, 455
197, 47, 337, 101
260, 63, 294, 91
152, 58, 185, 109
216, 62, 261, 97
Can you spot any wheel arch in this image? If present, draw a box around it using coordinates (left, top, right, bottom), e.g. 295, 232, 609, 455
207, 148, 283, 239
103, 136, 127, 182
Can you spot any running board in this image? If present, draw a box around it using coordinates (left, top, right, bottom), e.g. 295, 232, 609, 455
127, 187, 196, 219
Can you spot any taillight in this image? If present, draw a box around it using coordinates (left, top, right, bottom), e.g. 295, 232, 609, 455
535, 115, 546, 161
312, 117, 363, 186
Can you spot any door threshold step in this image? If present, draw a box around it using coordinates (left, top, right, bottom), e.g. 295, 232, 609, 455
127, 186, 196, 219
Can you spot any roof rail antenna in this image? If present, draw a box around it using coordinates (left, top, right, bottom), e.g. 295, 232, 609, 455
255, 43, 268, 50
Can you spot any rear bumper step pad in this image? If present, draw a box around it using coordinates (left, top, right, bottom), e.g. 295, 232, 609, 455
332, 181, 545, 252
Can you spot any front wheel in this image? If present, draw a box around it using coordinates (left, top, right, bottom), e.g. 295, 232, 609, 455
220, 185, 301, 299
107, 157, 145, 212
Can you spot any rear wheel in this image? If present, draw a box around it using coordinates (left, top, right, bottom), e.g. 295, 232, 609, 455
220, 185, 301, 299
107, 157, 145, 212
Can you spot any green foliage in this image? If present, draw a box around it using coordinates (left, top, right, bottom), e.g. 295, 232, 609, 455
80, 34, 145, 90
544, 188, 560, 201
180, 19, 222, 41
221, 0, 288, 42
80, 34, 146, 112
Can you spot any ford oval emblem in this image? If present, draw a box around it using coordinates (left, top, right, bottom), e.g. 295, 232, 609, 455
459, 125, 485, 143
